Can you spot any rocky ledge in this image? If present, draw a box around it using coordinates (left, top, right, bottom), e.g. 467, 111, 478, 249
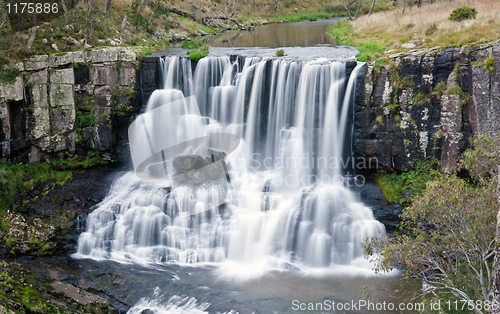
354, 41, 500, 173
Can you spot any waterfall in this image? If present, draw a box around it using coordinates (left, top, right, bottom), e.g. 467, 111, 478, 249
76, 54, 385, 271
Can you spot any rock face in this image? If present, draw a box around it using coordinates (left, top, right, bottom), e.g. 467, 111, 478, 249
0, 48, 141, 164
354, 42, 500, 173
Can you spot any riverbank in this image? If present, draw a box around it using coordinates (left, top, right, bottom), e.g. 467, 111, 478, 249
0, 0, 394, 71
328, 0, 500, 61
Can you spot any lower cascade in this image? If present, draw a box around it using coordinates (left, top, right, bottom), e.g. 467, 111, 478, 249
75, 54, 386, 271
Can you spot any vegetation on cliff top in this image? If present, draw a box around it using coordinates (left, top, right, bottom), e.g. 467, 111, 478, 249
328, 0, 500, 61
365, 134, 500, 313
0, 0, 396, 65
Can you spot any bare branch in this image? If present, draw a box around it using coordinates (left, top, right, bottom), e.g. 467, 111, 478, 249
0, 13, 7, 29
368, 0, 376, 15
202, 16, 254, 30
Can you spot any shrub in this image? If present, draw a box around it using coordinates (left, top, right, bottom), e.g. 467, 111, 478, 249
374, 158, 441, 204
449, 6, 477, 22
425, 23, 438, 36
365, 135, 500, 312
187, 45, 209, 62
485, 57, 495, 75
276, 49, 285, 57
0, 66, 20, 84
432, 81, 448, 96
141, 48, 153, 55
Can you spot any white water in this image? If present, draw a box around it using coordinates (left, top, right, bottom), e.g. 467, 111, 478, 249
128, 288, 210, 314
76, 55, 385, 276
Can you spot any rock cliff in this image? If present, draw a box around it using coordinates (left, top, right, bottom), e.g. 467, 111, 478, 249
354, 41, 500, 173
3, 43, 500, 174
0, 48, 141, 164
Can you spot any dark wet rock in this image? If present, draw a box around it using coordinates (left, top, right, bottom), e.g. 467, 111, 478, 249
208, 148, 227, 162
354, 181, 402, 232
355, 43, 500, 173
172, 155, 208, 172
2, 166, 120, 257
205, 162, 224, 180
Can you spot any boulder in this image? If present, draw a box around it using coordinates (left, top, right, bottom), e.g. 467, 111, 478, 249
172, 155, 208, 172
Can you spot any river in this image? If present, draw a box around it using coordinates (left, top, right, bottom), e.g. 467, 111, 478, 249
71, 18, 420, 313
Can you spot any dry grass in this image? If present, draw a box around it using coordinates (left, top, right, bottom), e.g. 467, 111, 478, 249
351, 0, 500, 50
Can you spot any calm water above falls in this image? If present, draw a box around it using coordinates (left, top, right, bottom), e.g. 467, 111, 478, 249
200, 18, 345, 48
74, 20, 418, 313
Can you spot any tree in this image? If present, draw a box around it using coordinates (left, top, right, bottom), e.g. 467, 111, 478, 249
364, 134, 500, 314
343, 0, 376, 20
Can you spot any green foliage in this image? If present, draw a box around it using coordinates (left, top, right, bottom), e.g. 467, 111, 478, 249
366, 135, 500, 310
276, 49, 285, 57
0, 151, 107, 212
0, 66, 20, 84
453, 61, 461, 75
0, 261, 91, 313
413, 93, 429, 106
269, 12, 339, 23
141, 48, 153, 55
374, 158, 441, 204
444, 83, 462, 95
449, 6, 477, 22
187, 45, 209, 62
460, 134, 500, 186
485, 57, 495, 75
129, 12, 153, 33
432, 81, 448, 96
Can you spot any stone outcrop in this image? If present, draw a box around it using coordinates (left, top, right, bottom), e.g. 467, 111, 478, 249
0, 48, 141, 164
354, 42, 500, 173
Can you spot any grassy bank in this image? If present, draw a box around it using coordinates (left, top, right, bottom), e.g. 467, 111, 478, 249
264, 0, 393, 23
0, 0, 396, 67
328, 0, 500, 61
0, 152, 106, 213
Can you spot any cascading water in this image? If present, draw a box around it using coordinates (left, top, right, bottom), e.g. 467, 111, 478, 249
76, 53, 385, 273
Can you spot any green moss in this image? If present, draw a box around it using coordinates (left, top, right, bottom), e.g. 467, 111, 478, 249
276, 49, 285, 57
0, 66, 20, 84
187, 45, 209, 62
375, 158, 441, 204
0, 151, 107, 212
432, 81, 448, 96
414, 93, 429, 106
0, 261, 79, 313
444, 83, 463, 95
485, 57, 495, 75
140, 48, 153, 55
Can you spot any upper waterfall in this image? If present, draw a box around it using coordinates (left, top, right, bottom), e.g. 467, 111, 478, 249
75, 53, 385, 272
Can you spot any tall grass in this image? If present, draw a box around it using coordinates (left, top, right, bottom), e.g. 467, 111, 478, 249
351, 0, 500, 49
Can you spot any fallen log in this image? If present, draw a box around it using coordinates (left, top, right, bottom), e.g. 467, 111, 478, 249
169, 7, 196, 21
202, 16, 254, 30
168, 7, 254, 31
